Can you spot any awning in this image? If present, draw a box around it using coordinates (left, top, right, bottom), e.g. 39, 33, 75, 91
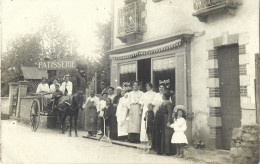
153, 57, 175, 71
120, 63, 136, 74
110, 39, 183, 60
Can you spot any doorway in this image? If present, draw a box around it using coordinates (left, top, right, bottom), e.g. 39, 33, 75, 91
138, 59, 151, 91
217, 44, 241, 150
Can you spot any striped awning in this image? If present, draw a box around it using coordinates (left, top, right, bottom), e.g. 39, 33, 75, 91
120, 63, 136, 74
110, 39, 183, 60
153, 57, 175, 71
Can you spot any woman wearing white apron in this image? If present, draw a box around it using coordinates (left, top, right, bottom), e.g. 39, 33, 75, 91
139, 83, 156, 142
116, 90, 129, 141
127, 81, 143, 143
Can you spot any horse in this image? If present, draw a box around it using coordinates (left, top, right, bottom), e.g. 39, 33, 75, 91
56, 91, 84, 137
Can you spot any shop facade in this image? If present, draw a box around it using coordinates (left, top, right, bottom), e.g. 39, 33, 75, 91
108, 0, 259, 150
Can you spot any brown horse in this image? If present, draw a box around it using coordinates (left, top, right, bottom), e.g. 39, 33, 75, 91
57, 91, 84, 137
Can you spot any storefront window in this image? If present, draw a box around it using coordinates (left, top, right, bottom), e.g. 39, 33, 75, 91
119, 63, 136, 86
153, 70, 175, 92
152, 57, 175, 92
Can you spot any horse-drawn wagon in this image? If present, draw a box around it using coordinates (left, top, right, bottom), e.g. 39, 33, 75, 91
30, 93, 69, 131
30, 92, 84, 136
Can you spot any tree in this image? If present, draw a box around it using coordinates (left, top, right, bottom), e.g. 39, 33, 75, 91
1, 33, 43, 96
1, 15, 82, 96
40, 15, 78, 59
94, 20, 112, 93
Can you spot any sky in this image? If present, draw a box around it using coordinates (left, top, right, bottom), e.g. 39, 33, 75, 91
2, 0, 112, 59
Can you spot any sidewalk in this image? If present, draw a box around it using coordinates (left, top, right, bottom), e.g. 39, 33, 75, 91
83, 135, 230, 164
8, 119, 230, 164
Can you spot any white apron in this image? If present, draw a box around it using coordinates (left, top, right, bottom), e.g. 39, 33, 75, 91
116, 97, 129, 136
127, 91, 143, 134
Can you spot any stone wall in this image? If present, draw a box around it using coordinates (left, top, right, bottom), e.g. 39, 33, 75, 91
230, 125, 259, 164
1, 97, 10, 119
19, 96, 35, 122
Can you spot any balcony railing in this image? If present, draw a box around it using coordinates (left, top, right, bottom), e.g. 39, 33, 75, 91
117, 1, 144, 43
193, 0, 239, 22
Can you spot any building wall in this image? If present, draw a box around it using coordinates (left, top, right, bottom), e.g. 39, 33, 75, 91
113, 0, 202, 49
111, 0, 259, 148
191, 1, 259, 146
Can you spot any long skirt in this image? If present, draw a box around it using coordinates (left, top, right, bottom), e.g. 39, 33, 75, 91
152, 113, 176, 155
84, 107, 98, 133
127, 104, 142, 142
140, 105, 148, 142
110, 115, 118, 140
117, 106, 128, 137
117, 119, 128, 137
127, 104, 142, 133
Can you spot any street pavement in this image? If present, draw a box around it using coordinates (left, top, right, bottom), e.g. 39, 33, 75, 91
1, 120, 214, 164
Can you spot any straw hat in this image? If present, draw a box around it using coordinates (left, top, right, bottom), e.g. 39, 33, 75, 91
174, 105, 187, 113
116, 86, 122, 90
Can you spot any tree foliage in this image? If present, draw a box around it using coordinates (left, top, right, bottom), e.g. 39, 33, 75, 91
94, 20, 112, 93
1, 15, 112, 96
1, 33, 43, 96
1, 15, 82, 96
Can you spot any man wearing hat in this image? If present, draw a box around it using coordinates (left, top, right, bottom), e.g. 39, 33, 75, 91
60, 74, 73, 96
36, 77, 50, 93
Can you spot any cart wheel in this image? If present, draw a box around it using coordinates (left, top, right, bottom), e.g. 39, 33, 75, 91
64, 117, 70, 132
60, 117, 69, 132
30, 100, 41, 131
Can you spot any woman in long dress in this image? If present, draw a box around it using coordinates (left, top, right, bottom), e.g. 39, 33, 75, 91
152, 83, 166, 115
139, 82, 156, 143
127, 81, 143, 143
116, 90, 129, 141
152, 91, 176, 155
83, 90, 100, 136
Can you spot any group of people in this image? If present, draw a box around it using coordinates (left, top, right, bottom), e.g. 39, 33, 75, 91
36, 75, 73, 96
36, 76, 188, 158
35, 75, 74, 111
83, 81, 188, 158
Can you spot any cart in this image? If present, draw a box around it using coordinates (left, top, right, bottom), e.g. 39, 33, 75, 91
30, 92, 69, 131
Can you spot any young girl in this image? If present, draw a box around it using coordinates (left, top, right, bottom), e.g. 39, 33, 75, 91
170, 106, 188, 158
144, 103, 155, 146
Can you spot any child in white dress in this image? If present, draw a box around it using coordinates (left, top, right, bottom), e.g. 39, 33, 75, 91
170, 108, 188, 158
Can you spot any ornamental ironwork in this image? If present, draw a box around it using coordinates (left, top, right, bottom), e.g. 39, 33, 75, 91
194, 0, 228, 11
117, 0, 146, 43
192, 0, 239, 22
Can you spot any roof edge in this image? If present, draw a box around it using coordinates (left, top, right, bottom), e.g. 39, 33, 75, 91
107, 32, 195, 55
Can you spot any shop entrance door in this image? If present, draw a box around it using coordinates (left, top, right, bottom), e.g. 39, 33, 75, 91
217, 44, 241, 150
138, 59, 151, 92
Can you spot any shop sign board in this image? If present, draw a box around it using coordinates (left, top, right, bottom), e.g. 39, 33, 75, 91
38, 59, 76, 70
